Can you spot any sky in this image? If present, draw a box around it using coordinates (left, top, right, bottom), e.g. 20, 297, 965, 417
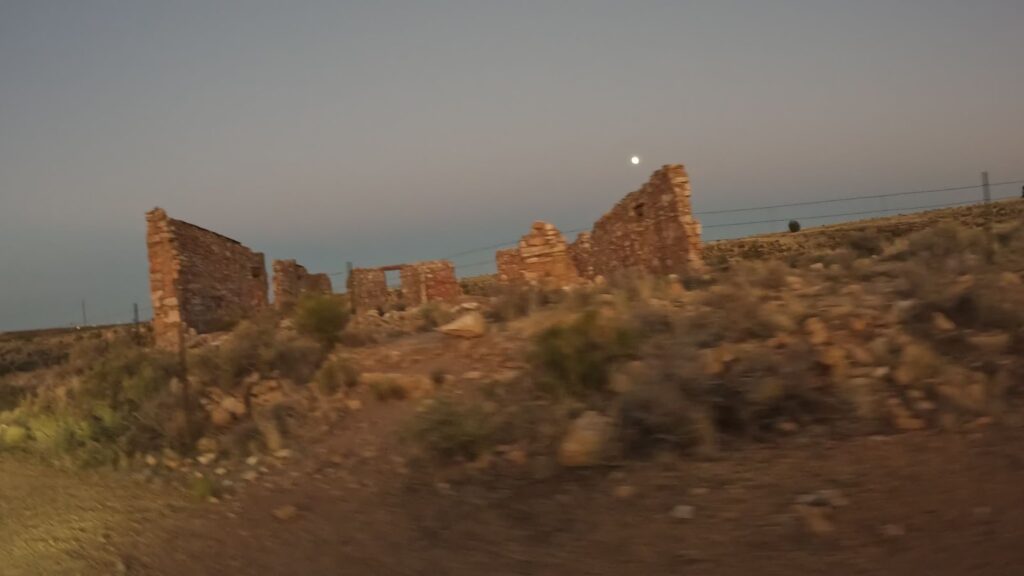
1, 0, 1022, 331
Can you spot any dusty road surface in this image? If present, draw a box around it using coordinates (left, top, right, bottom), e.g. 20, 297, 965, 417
4, 421, 1024, 576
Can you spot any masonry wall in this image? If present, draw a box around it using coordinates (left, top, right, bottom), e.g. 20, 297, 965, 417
272, 259, 332, 311
585, 164, 703, 278
399, 260, 461, 307
347, 268, 390, 312
146, 208, 268, 350
495, 221, 581, 285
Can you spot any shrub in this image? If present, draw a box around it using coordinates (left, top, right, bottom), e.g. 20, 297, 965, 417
788, 220, 801, 233
530, 310, 639, 397
847, 229, 884, 257
370, 378, 407, 402
487, 285, 536, 322
295, 295, 351, 347
430, 368, 447, 387
189, 321, 325, 388
314, 357, 359, 396
409, 397, 494, 462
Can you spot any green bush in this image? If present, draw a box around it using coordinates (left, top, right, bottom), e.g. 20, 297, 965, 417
530, 310, 639, 398
409, 397, 494, 462
295, 295, 351, 347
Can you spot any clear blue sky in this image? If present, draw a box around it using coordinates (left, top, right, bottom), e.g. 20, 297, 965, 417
1, 0, 1022, 330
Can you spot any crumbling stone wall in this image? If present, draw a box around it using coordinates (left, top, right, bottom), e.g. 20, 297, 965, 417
399, 260, 461, 307
272, 259, 332, 311
495, 221, 581, 285
567, 231, 594, 280
348, 260, 461, 312
582, 164, 703, 278
346, 268, 390, 313
146, 208, 268, 350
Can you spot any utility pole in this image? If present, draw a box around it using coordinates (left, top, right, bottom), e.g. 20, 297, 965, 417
80, 300, 88, 326
982, 171, 994, 262
133, 302, 140, 326
982, 171, 991, 204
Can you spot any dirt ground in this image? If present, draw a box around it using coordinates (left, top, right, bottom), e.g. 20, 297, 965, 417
4, 389, 1024, 576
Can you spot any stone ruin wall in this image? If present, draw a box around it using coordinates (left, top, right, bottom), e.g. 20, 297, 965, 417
399, 260, 461, 307
272, 259, 332, 311
495, 164, 704, 284
146, 208, 268, 350
346, 268, 390, 313
348, 260, 461, 312
578, 164, 703, 279
495, 221, 581, 285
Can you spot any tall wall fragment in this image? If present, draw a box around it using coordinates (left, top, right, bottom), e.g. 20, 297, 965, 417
575, 164, 703, 278
146, 208, 268, 350
272, 259, 332, 311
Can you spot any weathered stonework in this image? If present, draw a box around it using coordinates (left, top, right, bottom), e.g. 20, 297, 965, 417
146, 208, 268, 350
496, 221, 581, 285
346, 268, 390, 313
272, 259, 332, 311
494, 165, 704, 285
581, 164, 703, 279
348, 260, 461, 312
399, 260, 461, 307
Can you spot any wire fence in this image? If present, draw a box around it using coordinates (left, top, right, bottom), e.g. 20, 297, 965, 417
59, 174, 1024, 329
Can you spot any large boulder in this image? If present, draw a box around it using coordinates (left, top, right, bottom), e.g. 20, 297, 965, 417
438, 312, 486, 338
558, 411, 615, 467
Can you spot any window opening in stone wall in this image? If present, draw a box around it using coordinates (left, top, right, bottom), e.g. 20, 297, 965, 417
251, 265, 262, 279
633, 202, 645, 218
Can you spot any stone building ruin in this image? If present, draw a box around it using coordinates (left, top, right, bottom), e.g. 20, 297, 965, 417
347, 260, 461, 312
146, 208, 269, 350
272, 259, 332, 311
496, 221, 581, 285
497, 164, 704, 283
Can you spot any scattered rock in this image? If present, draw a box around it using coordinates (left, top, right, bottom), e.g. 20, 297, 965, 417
438, 312, 486, 338
932, 312, 956, 332
613, 485, 636, 499
221, 396, 247, 417
461, 371, 484, 380
345, 399, 363, 411
558, 411, 614, 467
196, 436, 219, 454
880, 523, 906, 538
196, 453, 217, 466
967, 333, 1011, 354
242, 470, 259, 482
214, 467, 228, 476
795, 504, 834, 536
145, 454, 159, 467
245, 456, 260, 467
671, 504, 695, 520
803, 317, 829, 346
210, 407, 233, 428
272, 505, 299, 521
274, 448, 294, 459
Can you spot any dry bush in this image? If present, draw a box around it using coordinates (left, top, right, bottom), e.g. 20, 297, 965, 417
408, 397, 495, 462
314, 357, 360, 396
530, 309, 639, 398
847, 228, 885, 257
370, 378, 407, 402
189, 320, 325, 389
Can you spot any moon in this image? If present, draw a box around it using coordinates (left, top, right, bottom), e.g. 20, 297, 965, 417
630, 155, 640, 165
